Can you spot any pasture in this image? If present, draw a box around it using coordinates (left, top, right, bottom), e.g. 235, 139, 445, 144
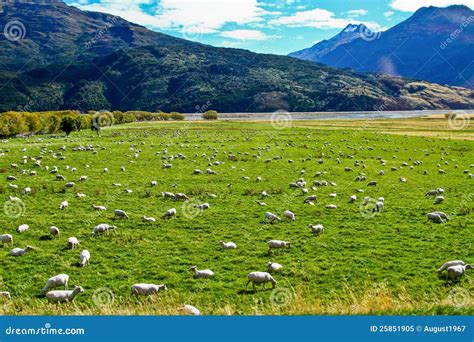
0, 119, 473, 315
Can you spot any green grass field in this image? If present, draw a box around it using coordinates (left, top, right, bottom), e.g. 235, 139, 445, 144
0, 120, 473, 315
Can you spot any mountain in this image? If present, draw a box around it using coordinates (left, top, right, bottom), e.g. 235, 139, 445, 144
289, 5, 474, 89
0, 1, 472, 113
289, 24, 369, 61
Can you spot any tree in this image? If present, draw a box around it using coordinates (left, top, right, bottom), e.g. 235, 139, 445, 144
60, 116, 79, 136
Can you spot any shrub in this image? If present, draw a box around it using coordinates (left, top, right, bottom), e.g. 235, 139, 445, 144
203, 110, 218, 120
170, 112, 185, 120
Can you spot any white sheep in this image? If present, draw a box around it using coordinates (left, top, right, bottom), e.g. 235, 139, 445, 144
92, 204, 107, 211
256, 200, 267, 206
41, 274, 69, 292
265, 212, 281, 223
24, 187, 31, 194
114, 209, 129, 219
434, 196, 444, 204
59, 201, 69, 210
92, 223, 116, 235
49, 226, 60, 238
283, 210, 295, 221
76, 193, 86, 198
268, 240, 290, 250
67, 237, 79, 249
437, 260, 465, 273
131, 283, 167, 295
427, 211, 449, 223
0, 234, 13, 245
219, 241, 237, 249
10, 246, 33, 256
79, 250, 90, 267
446, 264, 472, 281
325, 204, 337, 209
142, 216, 156, 222
46, 286, 84, 303
195, 203, 210, 210
267, 262, 283, 273
16, 224, 29, 233
150, 180, 158, 187
246, 272, 277, 291
348, 195, 357, 203
309, 224, 324, 235
182, 304, 201, 315
190, 266, 214, 279
162, 208, 177, 218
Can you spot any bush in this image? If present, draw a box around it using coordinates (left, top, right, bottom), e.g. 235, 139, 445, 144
170, 112, 185, 120
203, 110, 218, 120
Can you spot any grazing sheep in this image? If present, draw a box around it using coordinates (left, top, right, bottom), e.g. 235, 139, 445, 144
162, 192, 176, 199
79, 250, 90, 267
92, 224, 116, 235
437, 260, 465, 273
304, 195, 317, 203
265, 212, 281, 223
195, 203, 210, 210
182, 304, 201, 315
41, 274, 69, 292
446, 264, 472, 281
24, 187, 31, 194
142, 216, 156, 222
162, 208, 177, 219
114, 209, 129, 219
0, 234, 13, 245
16, 224, 29, 233
0, 292, 11, 300
92, 204, 107, 211
190, 266, 214, 279
367, 181, 377, 186
46, 286, 84, 303
434, 196, 444, 204
268, 240, 290, 250
64, 182, 75, 188
175, 193, 189, 201
283, 210, 295, 221
10, 246, 33, 257
219, 241, 237, 249
67, 237, 79, 249
348, 195, 357, 203
76, 193, 86, 198
256, 200, 267, 206
150, 180, 158, 187
49, 226, 60, 238
78, 176, 88, 182
325, 204, 337, 209
309, 224, 324, 235
427, 211, 449, 223
246, 272, 277, 291
267, 262, 283, 273
131, 283, 168, 295
425, 189, 438, 197
59, 201, 68, 210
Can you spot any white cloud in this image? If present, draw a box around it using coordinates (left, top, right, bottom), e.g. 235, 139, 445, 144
384, 11, 395, 17
268, 8, 379, 30
390, 0, 474, 12
220, 29, 272, 40
347, 9, 368, 17
70, 0, 277, 34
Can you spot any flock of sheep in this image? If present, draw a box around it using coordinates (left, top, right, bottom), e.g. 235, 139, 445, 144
0, 128, 472, 314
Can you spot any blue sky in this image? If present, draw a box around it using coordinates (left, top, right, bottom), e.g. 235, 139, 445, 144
65, 0, 474, 55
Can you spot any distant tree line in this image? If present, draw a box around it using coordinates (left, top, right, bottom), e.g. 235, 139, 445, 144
0, 110, 187, 138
